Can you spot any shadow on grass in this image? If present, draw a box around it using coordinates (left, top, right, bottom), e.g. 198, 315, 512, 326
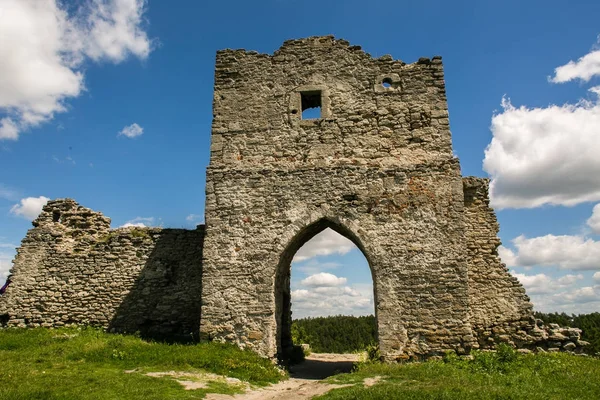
290, 358, 355, 380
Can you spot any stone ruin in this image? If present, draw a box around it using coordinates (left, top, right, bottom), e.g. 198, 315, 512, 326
0, 36, 588, 361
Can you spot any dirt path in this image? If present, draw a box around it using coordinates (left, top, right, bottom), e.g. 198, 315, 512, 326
206, 353, 361, 400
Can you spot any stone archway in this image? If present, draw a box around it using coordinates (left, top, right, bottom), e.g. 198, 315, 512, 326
199, 37, 533, 361
274, 218, 379, 361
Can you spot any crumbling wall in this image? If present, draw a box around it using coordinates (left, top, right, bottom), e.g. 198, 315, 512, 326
0, 199, 204, 341
0, 36, 586, 360
462, 178, 589, 354
202, 36, 475, 361
463, 177, 536, 347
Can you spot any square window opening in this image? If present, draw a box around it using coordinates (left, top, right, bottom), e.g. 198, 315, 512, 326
301, 91, 322, 120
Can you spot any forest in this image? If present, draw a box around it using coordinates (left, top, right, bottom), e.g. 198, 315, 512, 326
291, 315, 377, 353
292, 312, 600, 354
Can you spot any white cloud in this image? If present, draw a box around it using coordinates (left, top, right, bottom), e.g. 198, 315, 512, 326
0, 250, 14, 281
293, 228, 356, 262
120, 216, 154, 228
594, 272, 600, 283
293, 259, 341, 276
511, 271, 583, 295
484, 95, 600, 209
10, 196, 50, 220
498, 245, 517, 267
0, 0, 153, 140
503, 234, 600, 271
484, 37, 600, 209
291, 283, 374, 318
118, 122, 143, 138
587, 204, 600, 234
550, 40, 600, 83
121, 222, 146, 228
0, 184, 19, 201
313, 286, 361, 297
0, 118, 19, 140
186, 214, 203, 223
561, 286, 600, 304
82, 0, 152, 63
529, 286, 600, 314
300, 272, 347, 287
511, 270, 599, 313
52, 155, 76, 165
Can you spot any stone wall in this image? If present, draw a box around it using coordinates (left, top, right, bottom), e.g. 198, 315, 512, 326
462, 177, 535, 349
201, 36, 476, 361
0, 199, 204, 342
462, 178, 588, 354
0, 36, 587, 361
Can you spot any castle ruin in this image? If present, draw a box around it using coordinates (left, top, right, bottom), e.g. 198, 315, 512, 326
0, 37, 586, 361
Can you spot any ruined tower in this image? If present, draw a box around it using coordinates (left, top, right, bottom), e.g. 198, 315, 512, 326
3, 36, 560, 362
199, 36, 533, 360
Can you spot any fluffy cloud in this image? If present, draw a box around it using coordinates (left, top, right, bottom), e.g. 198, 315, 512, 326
120, 216, 154, 228
530, 286, 600, 314
484, 94, 600, 209
511, 270, 599, 313
587, 204, 600, 234
550, 43, 600, 83
118, 123, 144, 138
81, 0, 152, 63
293, 228, 356, 262
0, 0, 152, 140
511, 271, 583, 295
10, 196, 50, 220
560, 286, 600, 304
0, 118, 19, 140
501, 234, 600, 271
594, 272, 600, 283
291, 283, 374, 318
300, 272, 347, 287
484, 37, 600, 209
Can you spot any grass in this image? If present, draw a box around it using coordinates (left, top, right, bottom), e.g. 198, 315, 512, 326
0, 327, 285, 400
318, 345, 600, 400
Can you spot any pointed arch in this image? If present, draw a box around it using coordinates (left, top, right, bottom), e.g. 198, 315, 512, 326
274, 217, 379, 361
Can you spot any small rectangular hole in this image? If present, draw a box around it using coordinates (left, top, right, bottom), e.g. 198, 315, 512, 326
301, 91, 321, 119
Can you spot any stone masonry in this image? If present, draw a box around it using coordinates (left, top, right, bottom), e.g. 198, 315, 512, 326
0, 199, 204, 341
0, 36, 588, 361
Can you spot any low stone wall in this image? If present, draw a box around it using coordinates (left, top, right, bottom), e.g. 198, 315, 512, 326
0, 199, 204, 342
0, 197, 588, 356
462, 178, 589, 354
525, 320, 589, 354
462, 177, 535, 349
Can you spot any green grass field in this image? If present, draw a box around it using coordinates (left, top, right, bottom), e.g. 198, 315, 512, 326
2, 328, 600, 400
318, 346, 600, 400
0, 327, 284, 400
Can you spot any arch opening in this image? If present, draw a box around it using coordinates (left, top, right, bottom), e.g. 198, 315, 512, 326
275, 218, 378, 362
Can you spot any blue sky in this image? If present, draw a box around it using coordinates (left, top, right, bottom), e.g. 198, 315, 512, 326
1, 0, 600, 317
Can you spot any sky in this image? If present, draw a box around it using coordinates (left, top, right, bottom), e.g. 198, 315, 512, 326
1, 0, 600, 317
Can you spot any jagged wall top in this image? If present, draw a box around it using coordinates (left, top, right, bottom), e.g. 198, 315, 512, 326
33, 199, 111, 233
209, 36, 454, 171
218, 35, 441, 66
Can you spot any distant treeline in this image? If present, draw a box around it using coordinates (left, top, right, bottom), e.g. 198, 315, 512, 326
291, 315, 377, 353
534, 311, 600, 355
292, 313, 600, 355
